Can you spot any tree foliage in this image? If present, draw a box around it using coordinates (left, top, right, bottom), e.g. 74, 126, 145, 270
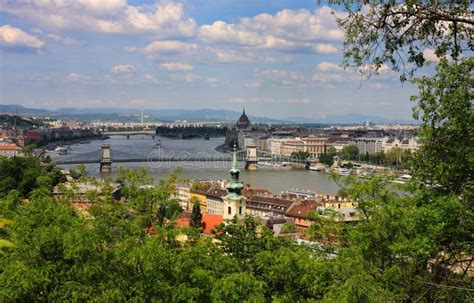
336, 0, 473, 80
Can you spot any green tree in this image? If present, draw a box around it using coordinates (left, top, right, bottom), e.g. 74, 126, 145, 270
330, 2, 474, 300
411, 58, 473, 195
336, 0, 473, 81
291, 151, 310, 160
211, 272, 266, 303
319, 153, 334, 166
341, 145, 359, 161
213, 216, 279, 270
189, 198, 202, 229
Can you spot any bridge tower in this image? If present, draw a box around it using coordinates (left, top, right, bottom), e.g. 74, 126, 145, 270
100, 144, 112, 173
245, 144, 258, 170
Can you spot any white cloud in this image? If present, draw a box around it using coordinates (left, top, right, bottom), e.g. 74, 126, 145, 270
313, 61, 398, 86
143, 40, 197, 54
197, 6, 343, 54
0, 0, 196, 37
312, 43, 338, 54
112, 64, 136, 74
257, 69, 306, 87
423, 49, 440, 63
171, 73, 219, 87
229, 97, 310, 104
161, 62, 193, 71
0, 25, 45, 49
199, 21, 263, 46
66, 73, 92, 84
212, 50, 292, 64
215, 50, 252, 63
368, 83, 389, 90
47, 33, 84, 46
243, 81, 261, 88
287, 98, 310, 104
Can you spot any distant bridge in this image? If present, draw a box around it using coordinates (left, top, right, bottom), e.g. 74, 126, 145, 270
101, 130, 157, 139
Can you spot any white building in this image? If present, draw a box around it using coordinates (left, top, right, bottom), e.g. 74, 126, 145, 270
353, 137, 384, 155
382, 137, 421, 153
177, 185, 191, 211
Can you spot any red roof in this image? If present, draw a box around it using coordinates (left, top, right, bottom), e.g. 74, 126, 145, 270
201, 214, 223, 234
176, 211, 191, 228
286, 200, 320, 219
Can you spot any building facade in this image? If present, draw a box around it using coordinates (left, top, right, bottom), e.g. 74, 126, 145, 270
303, 136, 328, 159
353, 137, 383, 155
280, 139, 305, 157
206, 188, 227, 215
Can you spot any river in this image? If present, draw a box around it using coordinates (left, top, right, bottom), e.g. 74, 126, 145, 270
48, 135, 340, 195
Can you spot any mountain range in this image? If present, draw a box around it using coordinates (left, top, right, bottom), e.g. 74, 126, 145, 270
0, 104, 416, 124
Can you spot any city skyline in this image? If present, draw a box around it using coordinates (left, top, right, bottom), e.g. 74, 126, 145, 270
0, 0, 432, 119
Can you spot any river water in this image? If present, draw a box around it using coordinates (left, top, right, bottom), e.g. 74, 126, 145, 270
48, 135, 340, 195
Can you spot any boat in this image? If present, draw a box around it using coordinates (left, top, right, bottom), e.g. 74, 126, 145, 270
309, 164, 325, 172
392, 174, 412, 184
257, 161, 290, 168
333, 168, 351, 176
55, 147, 68, 155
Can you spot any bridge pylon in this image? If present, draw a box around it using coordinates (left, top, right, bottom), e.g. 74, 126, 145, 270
100, 144, 112, 173
245, 144, 258, 170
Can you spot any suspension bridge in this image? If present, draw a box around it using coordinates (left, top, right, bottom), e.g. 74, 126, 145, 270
51, 144, 309, 172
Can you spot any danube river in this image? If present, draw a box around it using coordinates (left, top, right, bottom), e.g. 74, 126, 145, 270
48, 136, 340, 195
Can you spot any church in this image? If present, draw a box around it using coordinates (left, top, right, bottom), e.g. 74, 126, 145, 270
225, 108, 251, 148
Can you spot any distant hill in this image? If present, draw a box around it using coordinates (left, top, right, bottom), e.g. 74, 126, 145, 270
0, 104, 54, 116
0, 114, 45, 128
56, 108, 285, 124
1, 105, 416, 124
285, 113, 417, 124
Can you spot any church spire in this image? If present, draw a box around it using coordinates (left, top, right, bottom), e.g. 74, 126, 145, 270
224, 143, 246, 221
227, 143, 243, 194
231, 143, 238, 174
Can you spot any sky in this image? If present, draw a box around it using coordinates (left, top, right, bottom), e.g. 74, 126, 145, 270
0, 0, 421, 119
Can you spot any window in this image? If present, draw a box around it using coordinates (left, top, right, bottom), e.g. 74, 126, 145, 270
228, 207, 231, 215
239, 206, 242, 215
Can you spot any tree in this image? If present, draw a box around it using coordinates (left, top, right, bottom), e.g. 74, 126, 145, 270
341, 145, 359, 161
322, 146, 337, 166
336, 1, 473, 81
411, 58, 473, 195
213, 216, 279, 271
291, 151, 310, 160
210, 272, 266, 303
189, 198, 202, 229
331, 2, 473, 300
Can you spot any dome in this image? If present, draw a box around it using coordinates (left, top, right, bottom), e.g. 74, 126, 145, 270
237, 108, 250, 129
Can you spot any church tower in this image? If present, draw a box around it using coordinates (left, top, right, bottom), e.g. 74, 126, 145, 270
223, 144, 246, 221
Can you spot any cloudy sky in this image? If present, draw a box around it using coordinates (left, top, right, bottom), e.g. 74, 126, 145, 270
0, 0, 419, 119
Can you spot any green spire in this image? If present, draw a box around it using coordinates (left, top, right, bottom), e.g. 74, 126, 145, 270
231, 143, 238, 173
227, 143, 243, 194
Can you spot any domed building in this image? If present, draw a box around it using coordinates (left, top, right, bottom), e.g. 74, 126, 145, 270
236, 108, 250, 130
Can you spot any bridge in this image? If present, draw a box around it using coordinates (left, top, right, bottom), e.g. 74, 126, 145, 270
52, 144, 309, 173
101, 130, 157, 139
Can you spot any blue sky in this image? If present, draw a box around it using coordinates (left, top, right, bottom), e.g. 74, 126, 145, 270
0, 0, 420, 119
